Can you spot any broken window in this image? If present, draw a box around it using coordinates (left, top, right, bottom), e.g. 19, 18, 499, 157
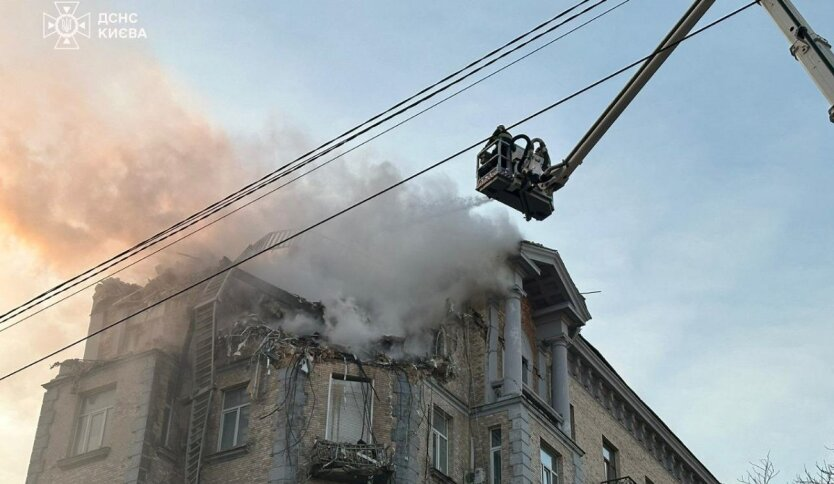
431, 407, 450, 475
218, 386, 250, 451
73, 387, 115, 455
326, 375, 373, 443
540, 445, 560, 484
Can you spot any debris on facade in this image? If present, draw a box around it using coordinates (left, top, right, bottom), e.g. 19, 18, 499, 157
25, 240, 721, 484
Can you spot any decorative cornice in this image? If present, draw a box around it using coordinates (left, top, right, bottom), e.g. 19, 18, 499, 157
568, 336, 719, 484
473, 394, 584, 457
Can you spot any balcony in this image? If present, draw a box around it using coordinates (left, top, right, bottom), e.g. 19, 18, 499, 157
602, 478, 638, 484
309, 439, 392, 483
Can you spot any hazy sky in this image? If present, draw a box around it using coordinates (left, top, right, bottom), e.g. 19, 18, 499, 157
2, 1, 833, 482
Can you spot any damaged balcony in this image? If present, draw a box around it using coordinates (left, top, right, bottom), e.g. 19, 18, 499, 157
309, 439, 392, 483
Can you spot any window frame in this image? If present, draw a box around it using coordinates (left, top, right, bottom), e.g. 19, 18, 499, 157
489, 427, 502, 484
72, 386, 115, 456
217, 385, 250, 451
325, 374, 374, 443
161, 398, 175, 448
569, 404, 576, 441
521, 356, 530, 386
540, 444, 560, 484
431, 406, 451, 475
603, 438, 619, 481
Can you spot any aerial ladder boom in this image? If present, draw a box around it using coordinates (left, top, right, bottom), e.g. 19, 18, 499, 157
477, 0, 834, 221
760, 0, 834, 123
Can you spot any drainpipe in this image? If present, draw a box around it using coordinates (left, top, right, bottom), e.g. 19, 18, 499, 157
550, 332, 571, 435
502, 271, 524, 397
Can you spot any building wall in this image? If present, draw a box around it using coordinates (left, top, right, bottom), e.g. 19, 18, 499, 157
26, 351, 179, 484
27, 265, 719, 484
199, 362, 276, 484
570, 377, 678, 484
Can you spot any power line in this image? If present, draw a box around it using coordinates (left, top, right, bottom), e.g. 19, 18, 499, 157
0, 0, 614, 329
0, 0, 633, 337
0, 0, 758, 383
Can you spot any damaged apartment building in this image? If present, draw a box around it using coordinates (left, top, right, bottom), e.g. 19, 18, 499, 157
26, 238, 720, 484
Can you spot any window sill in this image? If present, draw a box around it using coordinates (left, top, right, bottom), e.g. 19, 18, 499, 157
57, 447, 110, 469
157, 446, 178, 463
204, 444, 248, 463
430, 467, 458, 483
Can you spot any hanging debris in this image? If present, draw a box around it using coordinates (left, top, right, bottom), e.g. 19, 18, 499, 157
219, 317, 458, 383
308, 439, 392, 483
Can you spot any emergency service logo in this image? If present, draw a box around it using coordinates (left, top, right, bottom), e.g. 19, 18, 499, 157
43, 2, 90, 50
42, 1, 147, 50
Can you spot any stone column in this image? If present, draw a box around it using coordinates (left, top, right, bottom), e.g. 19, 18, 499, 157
550, 335, 571, 435
503, 273, 524, 397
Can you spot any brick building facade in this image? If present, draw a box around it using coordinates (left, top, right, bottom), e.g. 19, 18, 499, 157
26, 241, 720, 484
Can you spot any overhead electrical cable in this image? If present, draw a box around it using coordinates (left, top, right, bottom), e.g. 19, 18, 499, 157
0, 0, 617, 330
0, 0, 759, 383
0, 0, 615, 329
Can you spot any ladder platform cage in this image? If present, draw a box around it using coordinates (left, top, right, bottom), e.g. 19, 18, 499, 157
476, 128, 554, 221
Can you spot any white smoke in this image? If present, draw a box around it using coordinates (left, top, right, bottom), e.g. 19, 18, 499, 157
239, 157, 521, 350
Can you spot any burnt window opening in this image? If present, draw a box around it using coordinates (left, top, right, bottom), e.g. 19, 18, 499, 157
218, 386, 250, 451
326, 375, 373, 444
73, 387, 115, 456
434, 328, 448, 357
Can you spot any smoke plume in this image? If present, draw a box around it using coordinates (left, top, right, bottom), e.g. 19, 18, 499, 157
242, 158, 521, 350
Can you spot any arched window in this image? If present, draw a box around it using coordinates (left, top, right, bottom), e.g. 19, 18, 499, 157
434, 328, 447, 357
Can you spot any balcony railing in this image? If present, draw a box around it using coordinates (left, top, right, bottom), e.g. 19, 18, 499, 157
309, 439, 392, 483
601, 477, 638, 484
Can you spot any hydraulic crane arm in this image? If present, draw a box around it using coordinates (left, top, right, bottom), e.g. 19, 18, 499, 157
476, 0, 834, 221
541, 0, 715, 193
760, 0, 834, 123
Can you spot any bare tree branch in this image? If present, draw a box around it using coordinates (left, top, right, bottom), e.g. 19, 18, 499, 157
739, 452, 780, 484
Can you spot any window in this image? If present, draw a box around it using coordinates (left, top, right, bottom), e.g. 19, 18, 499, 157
540, 445, 560, 484
434, 328, 447, 357
603, 439, 618, 481
431, 407, 450, 475
161, 399, 174, 448
73, 387, 115, 455
521, 357, 530, 385
489, 427, 502, 484
326, 375, 373, 443
569, 405, 576, 440
218, 387, 250, 451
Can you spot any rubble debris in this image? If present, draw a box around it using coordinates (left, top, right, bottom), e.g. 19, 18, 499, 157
220, 317, 457, 382
308, 439, 392, 483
